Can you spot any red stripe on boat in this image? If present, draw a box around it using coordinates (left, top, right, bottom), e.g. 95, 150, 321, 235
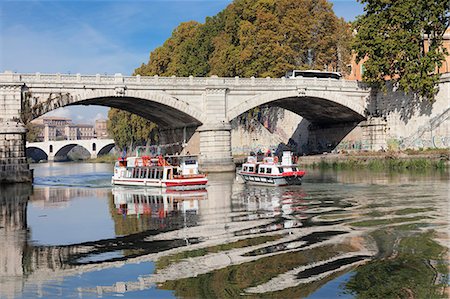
165, 180, 208, 187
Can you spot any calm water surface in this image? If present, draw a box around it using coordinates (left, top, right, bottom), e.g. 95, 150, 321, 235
0, 162, 449, 298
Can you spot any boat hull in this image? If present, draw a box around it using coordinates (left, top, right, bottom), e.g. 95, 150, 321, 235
239, 173, 303, 186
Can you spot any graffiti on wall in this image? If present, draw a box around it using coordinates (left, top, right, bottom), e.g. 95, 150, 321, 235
399, 134, 450, 149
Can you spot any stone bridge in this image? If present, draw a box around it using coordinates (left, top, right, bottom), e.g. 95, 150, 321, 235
26, 138, 115, 161
1, 71, 449, 182
0, 71, 373, 182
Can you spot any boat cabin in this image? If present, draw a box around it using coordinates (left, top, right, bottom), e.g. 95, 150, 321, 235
241, 151, 300, 175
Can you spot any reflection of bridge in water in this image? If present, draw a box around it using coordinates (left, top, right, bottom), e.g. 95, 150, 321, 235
0, 178, 374, 298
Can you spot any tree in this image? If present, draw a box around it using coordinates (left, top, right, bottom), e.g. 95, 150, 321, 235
25, 123, 40, 142
136, 0, 352, 78
353, 0, 450, 100
107, 108, 158, 150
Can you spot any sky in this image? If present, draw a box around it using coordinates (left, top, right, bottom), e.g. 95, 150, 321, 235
1, 0, 364, 124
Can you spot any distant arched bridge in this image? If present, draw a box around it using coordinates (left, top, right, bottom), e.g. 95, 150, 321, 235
26, 138, 115, 161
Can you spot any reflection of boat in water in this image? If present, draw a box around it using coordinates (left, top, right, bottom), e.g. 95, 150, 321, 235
112, 187, 207, 217
238, 151, 306, 186
112, 151, 207, 189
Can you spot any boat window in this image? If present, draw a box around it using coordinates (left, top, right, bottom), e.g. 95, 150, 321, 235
185, 159, 196, 165
266, 168, 272, 174
248, 166, 254, 172
243, 166, 248, 172
292, 167, 297, 171
260, 167, 265, 174
167, 169, 172, 179
278, 167, 283, 173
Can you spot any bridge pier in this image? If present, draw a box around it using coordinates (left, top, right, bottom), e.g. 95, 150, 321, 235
0, 78, 33, 183
0, 123, 33, 183
198, 123, 235, 173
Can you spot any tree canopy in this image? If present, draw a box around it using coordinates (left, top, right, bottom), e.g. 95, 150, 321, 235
107, 108, 158, 150
353, 0, 450, 100
135, 0, 352, 78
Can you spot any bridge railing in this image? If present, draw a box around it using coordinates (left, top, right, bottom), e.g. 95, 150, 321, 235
1, 71, 365, 89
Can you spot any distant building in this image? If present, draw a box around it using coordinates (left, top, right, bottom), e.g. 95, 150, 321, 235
31, 116, 96, 141
95, 119, 109, 139
77, 124, 95, 140
345, 27, 450, 81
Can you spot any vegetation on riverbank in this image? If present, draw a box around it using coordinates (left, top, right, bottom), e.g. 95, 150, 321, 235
299, 150, 449, 171
86, 154, 118, 163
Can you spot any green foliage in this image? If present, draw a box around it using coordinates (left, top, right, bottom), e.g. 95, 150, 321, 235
353, 0, 450, 100
308, 157, 448, 170
25, 123, 40, 142
107, 108, 158, 150
136, 0, 352, 78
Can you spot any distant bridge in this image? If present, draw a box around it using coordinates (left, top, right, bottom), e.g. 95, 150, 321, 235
26, 138, 115, 161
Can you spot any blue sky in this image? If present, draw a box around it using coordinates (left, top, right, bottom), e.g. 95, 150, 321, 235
1, 0, 364, 123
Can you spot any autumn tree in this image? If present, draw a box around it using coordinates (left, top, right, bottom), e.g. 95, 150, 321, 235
136, 0, 352, 78
353, 0, 450, 100
107, 108, 158, 150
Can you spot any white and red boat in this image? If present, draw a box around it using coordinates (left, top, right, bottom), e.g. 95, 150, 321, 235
111, 153, 207, 189
238, 151, 305, 186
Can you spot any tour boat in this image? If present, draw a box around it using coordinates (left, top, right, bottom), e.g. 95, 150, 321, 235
238, 151, 305, 186
111, 153, 208, 189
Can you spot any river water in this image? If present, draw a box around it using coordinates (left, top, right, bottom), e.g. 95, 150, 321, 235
0, 162, 449, 298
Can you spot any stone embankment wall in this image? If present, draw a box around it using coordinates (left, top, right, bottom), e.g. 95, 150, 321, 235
374, 75, 450, 150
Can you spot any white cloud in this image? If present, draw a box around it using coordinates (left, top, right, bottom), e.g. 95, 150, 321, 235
95, 113, 106, 120
45, 107, 73, 119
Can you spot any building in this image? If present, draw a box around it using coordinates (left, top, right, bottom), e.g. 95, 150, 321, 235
95, 119, 109, 139
30, 116, 95, 141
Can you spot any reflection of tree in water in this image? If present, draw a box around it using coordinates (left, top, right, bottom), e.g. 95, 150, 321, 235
161, 243, 362, 298
345, 229, 449, 299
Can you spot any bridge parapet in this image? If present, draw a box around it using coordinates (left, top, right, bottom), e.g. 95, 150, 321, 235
1, 71, 367, 91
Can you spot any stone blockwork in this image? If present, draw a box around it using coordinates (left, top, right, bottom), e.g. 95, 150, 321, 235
0, 125, 33, 183
0, 78, 33, 183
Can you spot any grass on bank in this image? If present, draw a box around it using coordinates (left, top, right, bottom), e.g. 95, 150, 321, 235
86, 154, 118, 163
304, 157, 447, 171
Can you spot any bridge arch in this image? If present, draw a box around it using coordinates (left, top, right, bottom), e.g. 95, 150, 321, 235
26, 147, 48, 162
30, 90, 205, 128
53, 144, 90, 160
227, 90, 366, 124
98, 143, 115, 156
